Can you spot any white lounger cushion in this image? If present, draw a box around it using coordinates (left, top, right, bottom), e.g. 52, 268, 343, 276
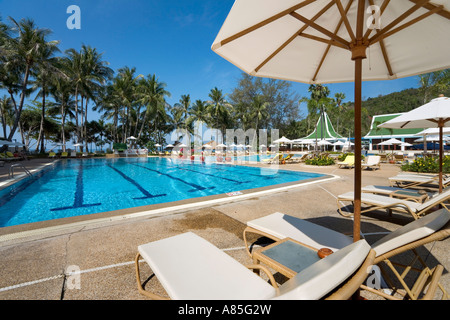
139, 232, 371, 300
371, 209, 450, 256
275, 240, 371, 300
138, 232, 276, 300
338, 192, 423, 211
247, 212, 353, 251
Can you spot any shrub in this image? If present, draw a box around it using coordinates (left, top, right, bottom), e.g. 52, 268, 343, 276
305, 154, 335, 166
401, 156, 450, 173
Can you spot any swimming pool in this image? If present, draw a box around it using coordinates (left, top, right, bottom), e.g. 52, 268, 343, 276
0, 157, 325, 227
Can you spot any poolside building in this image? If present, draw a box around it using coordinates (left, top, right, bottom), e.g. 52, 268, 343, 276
364, 113, 423, 151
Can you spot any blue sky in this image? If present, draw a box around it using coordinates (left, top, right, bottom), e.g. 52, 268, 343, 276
0, 0, 420, 120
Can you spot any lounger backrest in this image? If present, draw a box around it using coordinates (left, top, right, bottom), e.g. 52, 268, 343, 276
371, 209, 450, 256
368, 155, 380, 164
416, 188, 450, 211
273, 240, 371, 300
345, 155, 355, 163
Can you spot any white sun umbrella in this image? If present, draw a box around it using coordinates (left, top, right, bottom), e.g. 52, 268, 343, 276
165, 144, 174, 148
414, 135, 450, 143
377, 138, 404, 147
216, 143, 226, 148
333, 140, 345, 151
273, 136, 293, 144
380, 96, 450, 193
415, 127, 450, 153
212, 0, 450, 242
203, 144, 213, 148
317, 139, 331, 145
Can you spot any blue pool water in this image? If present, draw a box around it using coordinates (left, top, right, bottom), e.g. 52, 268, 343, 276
0, 157, 324, 227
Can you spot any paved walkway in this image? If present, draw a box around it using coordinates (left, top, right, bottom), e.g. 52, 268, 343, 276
0, 158, 448, 300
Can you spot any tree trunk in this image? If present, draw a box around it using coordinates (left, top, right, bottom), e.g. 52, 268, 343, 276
40, 86, 46, 153
8, 64, 31, 142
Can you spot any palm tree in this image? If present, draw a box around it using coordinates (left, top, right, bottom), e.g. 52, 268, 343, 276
0, 95, 13, 138
64, 45, 113, 151
187, 99, 210, 127
32, 40, 61, 153
138, 74, 170, 140
49, 65, 75, 152
173, 94, 191, 129
250, 95, 269, 134
207, 87, 233, 143
334, 92, 346, 135
308, 84, 331, 140
112, 67, 142, 143
2, 17, 59, 142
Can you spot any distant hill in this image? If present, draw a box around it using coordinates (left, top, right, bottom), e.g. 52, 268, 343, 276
360, 87, 450, 134
363, 88, 422, 116
363, 87, 450, 116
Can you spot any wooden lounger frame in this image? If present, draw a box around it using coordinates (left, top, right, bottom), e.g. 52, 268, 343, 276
337, 195, 450, 220
360, 222, 450, 300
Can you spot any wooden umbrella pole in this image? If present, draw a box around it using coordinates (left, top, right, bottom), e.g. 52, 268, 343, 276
439, 121, 444, 193
351, 0, 367, 242
353, 57, 363, 242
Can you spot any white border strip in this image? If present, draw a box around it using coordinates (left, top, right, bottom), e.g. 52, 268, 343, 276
0, 174, 339, 242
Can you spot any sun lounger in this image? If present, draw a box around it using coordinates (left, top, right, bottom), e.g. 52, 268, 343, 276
389, 173, 450, 190
393, 154, 405, 163
135, 231, 374, 300
362, 209, 450, 300
263, 153, 283, 164
49, 152, 57, 158
61, 152, 68, 158
379, 154, 390, 163
0, 153, 16, 161
361, 155, 381, 170
337, 188, 450, 220
244, 210, 450, 300
243, 212, 353, 255
281, 154, 293, 163
361, 185, 434, 203
337, 155, 355, 169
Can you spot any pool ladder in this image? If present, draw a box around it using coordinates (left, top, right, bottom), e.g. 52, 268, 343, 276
9, 163, 32, 178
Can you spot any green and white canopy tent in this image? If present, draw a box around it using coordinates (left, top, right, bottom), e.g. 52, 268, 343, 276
365, 113, 424, 150
303, 111, 345, 141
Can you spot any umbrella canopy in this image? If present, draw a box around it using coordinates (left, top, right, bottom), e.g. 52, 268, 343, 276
216, 143, 227, 148
212, 1, 450, 241
416, 127, 450, 136
414, 135, 450, 142
127, 136, 137, 140
155, 143, 161, 147
273, 136, 293, 144
318, 139, 332, 145
379, 96, 450, 192
377, 138, 403, 145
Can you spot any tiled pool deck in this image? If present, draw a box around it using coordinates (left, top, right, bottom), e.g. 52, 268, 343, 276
0, 157, 448, 300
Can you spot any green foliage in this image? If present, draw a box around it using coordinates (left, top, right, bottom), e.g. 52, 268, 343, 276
305, 154, 335, 166
337, 152, 365, 161
113, 142, 127, 151
401, 156, 450, 173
